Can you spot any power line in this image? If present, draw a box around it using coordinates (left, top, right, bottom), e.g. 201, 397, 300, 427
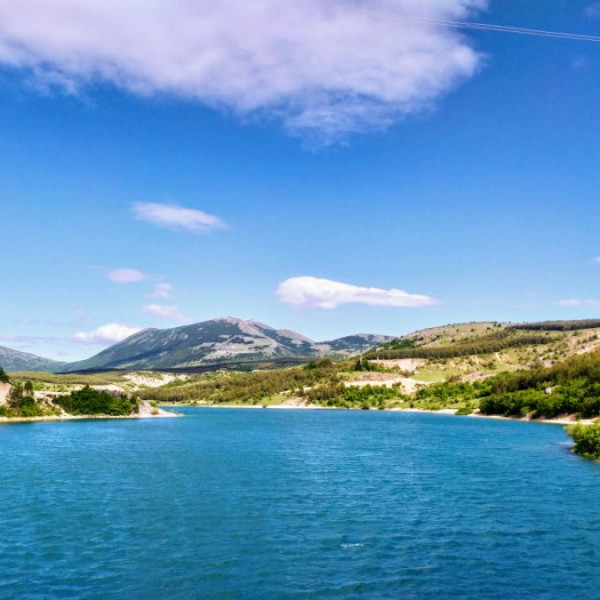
290, 0, 600, 43
288, 1, 600, 43
396, 14, 600, 42
366, 11, 600, 43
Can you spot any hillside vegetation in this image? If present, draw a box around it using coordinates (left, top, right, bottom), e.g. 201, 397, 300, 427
508, 319, 600, 332
0, 370, 159, 419
135, 320, 600, 420
138, 348, 600, 418
366, 330, 556, 360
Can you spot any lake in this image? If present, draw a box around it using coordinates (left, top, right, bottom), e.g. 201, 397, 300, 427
1, 408, 600, 599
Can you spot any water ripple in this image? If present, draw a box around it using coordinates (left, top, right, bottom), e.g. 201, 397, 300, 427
1, 409, 599, 599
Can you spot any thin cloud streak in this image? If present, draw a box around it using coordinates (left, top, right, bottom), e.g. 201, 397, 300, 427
107, 268, 146, 283
132, 202, 226, 233
142, 303, 190, 323
151, 282, 176, 299
557, 298, 600, 309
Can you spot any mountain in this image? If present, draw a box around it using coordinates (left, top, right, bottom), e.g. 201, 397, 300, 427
64, 317, 395, 372
316, 334, 396, 355
0, 346, 67, 373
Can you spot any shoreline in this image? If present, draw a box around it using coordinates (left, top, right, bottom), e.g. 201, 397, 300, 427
1, 401, 590, 428
0, 408, 179, 425
163, 402, 590, 426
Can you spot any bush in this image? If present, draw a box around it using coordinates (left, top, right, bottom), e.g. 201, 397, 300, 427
305, 383, 405, 409
18, 396, 45, 417
55, 386, 139, 416
566, 423, 600, 459
455, 406, 473, 416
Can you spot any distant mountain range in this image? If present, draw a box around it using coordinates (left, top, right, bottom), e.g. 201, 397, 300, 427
0, 346, 67, 373
5, 317, 600, 374
0, 317, 394, 373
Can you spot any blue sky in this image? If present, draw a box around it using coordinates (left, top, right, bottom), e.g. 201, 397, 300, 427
1, 0, 599, 360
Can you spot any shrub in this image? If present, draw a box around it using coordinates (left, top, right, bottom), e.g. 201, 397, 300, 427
55, 386, 138, 416
566, 423, 600, 459
18, 396, 45, 417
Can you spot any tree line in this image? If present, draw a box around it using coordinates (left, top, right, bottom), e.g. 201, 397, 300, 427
478, 349, 600, 418
140, 358, 344, 405
507, 319, 600, 332
364, 331, 554, 360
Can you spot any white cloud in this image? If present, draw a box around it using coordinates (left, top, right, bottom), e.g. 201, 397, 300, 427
0, 0, 485, 141
73, 323, 142, 344
151, 282, 175, 299
277, 276, 440, 309
132, 202, 226, 233
557, 299, 600, 309
142, 303, 189, 322
107, 268, 146, 283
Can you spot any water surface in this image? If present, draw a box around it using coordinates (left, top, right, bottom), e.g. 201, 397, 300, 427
1, 408, 599, 599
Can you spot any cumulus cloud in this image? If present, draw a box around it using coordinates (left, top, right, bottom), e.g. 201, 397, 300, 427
0, 0, 485, 141
73, 323, 142, 344
107, 268, 146, 283
142, 303, 189, 322
277, 276, 440, 309
132, 203, 226, 233
151, 282, 175, 299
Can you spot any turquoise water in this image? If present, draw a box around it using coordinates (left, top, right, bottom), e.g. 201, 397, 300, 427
1, 408, 600, 599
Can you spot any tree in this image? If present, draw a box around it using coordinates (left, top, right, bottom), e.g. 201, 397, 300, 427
0, 366, 9, 383
7, 383, 24, 408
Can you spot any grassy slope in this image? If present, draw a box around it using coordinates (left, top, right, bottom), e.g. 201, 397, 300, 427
374, 321, 600, 383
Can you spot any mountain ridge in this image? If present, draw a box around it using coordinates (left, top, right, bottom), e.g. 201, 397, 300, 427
62, 317, 395, 372
0, 346, 67, 373
3, 317, 600, 374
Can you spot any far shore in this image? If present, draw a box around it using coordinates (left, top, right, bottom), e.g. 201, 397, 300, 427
0, 402, 589, 427
0, 408, 179, 425
159, 402, 592, 426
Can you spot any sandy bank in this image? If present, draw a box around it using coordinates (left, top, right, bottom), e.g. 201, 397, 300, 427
174, 402, 590, 426
0, 402, 179, 425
